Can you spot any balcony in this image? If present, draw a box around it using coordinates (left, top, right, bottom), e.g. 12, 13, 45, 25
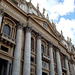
0, 33, 15, 45
42, 53, 50, 62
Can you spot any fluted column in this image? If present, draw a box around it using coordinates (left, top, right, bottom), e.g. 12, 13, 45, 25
36, 34, 42, 75
56, 47, 62, 75
49, 43, 55, 75
23, 26, 32, 75
12, 22, 23, 75
65, 56, 70, 75
0, 9, 4, 29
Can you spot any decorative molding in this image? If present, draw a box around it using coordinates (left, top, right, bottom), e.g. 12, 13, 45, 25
55, 46, 60, 52
37, 33, 42, 39
49, 42, 53, 48
17, 21, 23, 29
65, 55, 68, 60
26, 25, 32, 32
0, 9, 4, 16
0, 2, 27, 23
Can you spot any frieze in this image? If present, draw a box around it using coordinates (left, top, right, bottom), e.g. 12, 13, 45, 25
0, 2, 26, 23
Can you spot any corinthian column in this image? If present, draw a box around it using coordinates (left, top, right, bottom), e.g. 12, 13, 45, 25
36, 34, 42, 75
0, 9, 4, 29
49, 43, 55, 75
65, 56, 70, 75
23, 26, 32, 75
12, 22, 23, 75
56, 47, 62, 75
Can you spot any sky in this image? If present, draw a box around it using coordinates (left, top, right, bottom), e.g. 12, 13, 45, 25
26, 0, 75, 46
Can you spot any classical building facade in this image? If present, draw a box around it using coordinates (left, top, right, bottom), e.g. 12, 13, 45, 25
0, 0, 75, 75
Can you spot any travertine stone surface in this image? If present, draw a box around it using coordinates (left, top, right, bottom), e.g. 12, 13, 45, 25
0, 9, 4, 29
65, 57, 70, 75
23, 26, 31, 75
36, 34, 42, 75
56, 48, 62, 75
12, 23, 23, 75
49, 44, 55, 75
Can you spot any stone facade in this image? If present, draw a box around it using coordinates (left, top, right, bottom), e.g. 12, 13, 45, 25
0, 0, 75, 75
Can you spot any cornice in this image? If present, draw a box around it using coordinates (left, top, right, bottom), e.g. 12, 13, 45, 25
29, 14, 60, 39
28, 14, 60, 42
5, 0, 27, 17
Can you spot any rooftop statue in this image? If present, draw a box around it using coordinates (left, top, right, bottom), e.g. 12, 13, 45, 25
43, 8, 45, 15
37, 3, 39, 10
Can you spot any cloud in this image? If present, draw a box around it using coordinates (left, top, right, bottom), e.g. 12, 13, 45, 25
26, 0, 75, 45
50, 0, 75, 16
56, 18, 75, 45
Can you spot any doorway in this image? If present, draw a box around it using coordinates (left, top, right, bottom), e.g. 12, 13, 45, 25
0, 58, 9, 75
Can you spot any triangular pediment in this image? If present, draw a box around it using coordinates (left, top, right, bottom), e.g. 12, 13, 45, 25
29, 14, 60, 40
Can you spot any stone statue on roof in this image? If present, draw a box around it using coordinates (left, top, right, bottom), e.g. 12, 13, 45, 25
43, 8, 45, 15
37, 3, 39, 10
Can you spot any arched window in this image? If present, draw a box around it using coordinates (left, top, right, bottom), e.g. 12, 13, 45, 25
3, 24, 10, 35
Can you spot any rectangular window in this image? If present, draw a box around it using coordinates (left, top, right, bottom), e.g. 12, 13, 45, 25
1, 45, 8, 52
31, 57, 35, 63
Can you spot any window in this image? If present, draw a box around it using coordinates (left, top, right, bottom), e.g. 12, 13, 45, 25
42, 72, 48, 75
1, 45, 8, 52
3, 24, 10, 35
41, 45, 44, 55
31, 57, 34, 63
43, 22, 48, 29
31, 37, 34, 52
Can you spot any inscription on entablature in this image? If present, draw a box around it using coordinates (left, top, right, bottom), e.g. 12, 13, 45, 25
0, 2, 26, 23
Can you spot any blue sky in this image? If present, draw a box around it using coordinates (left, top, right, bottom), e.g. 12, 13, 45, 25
26, 0, 75, 46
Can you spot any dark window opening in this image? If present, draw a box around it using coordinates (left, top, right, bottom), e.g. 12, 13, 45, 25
3, 24, 10, 35
11, 0, 18, 5
0, 58, 9, 75
1, 45, 8, 52
31, 57, 34, 63
31, 37, 34, 52
42, 72, 48, 75
41, 45, 44, 55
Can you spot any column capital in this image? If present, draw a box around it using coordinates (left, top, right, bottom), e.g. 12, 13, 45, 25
0, 9, 4, 15
26, 25, 32, 32
49, 42, 53, 48
17, 21, 23, 29
37, 33, 42, 39
65, 55, 68, 60
56, 46, 60, 52
70, 59, 75, 64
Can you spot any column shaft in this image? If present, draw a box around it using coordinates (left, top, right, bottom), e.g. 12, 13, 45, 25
56, 48, 62, 75
0, 9, 4, 29
49, 44, 55, 75
23, 27, 31, 75
6, 62, 10, 75
36, 35, 42, 75
12, 24, 23, 75
65, 57, 70, 75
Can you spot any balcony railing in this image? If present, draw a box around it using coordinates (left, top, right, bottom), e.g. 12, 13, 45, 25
42, 53, 50, 61
0, 33, 15, 44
